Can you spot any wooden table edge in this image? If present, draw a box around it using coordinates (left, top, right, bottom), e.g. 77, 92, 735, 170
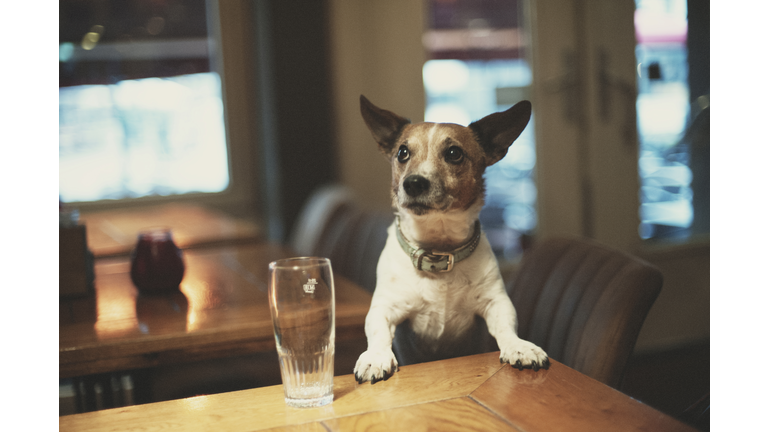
59, 317, 369, 378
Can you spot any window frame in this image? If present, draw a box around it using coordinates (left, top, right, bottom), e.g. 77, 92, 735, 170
61, 0, 262, 222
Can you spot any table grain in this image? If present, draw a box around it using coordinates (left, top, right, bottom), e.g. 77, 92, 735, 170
60, 352, 697, 432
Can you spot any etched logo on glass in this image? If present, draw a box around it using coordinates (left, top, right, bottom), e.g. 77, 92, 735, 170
303, 278, 317, 294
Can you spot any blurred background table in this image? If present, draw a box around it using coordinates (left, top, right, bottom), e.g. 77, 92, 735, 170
59, 352, 698, 431
79, 203, 263, 258
59, 241, 372, 412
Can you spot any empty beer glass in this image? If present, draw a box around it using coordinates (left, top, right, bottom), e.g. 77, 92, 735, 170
268, 257, 335, 408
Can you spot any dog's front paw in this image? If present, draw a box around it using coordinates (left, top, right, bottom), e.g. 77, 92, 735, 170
354, 348, 399, 384
500, 339, 549, 371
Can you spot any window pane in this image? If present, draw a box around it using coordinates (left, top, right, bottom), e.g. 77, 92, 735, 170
423, 0, 533, 260
59, 0, 229, 203
634, 0, 694, 239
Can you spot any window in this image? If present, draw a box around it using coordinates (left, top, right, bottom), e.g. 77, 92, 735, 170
635, 0, 701, 240
423, 0, 534, 259
59, 0, 231, 204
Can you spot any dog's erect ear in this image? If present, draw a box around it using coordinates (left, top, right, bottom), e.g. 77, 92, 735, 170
469, 100, 532, 165
360, 95, 411, 156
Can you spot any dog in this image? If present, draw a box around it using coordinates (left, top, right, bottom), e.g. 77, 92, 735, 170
353, 95, 549, 384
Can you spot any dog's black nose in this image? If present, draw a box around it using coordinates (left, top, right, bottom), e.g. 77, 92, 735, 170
403, 175, 430, 197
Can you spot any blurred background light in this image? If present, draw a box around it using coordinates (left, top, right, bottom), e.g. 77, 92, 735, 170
423, 60, 470, 94
59, 42, 75, 62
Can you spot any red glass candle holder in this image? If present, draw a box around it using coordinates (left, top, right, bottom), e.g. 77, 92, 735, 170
130, 228, 185, 295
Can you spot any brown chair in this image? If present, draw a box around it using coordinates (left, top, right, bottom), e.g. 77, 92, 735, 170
289, 184, 392, 294
289, 184, 355, 257
506, 236, 663, 389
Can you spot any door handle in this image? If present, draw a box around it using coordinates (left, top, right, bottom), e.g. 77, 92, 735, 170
543, 49, 582, 124
597, 48, 637, 147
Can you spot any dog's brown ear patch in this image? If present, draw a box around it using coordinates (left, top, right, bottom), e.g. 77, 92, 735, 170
469, 100, 532, 165
360, 95, 411, 156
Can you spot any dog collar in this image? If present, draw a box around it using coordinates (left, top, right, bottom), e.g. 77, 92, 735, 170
395, 218, 482, 273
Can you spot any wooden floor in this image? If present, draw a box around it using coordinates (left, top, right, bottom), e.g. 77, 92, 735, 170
620, 340, 710, 431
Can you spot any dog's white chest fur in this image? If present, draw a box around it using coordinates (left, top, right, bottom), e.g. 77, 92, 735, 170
409, 276, 473, 341
375, 222, 495, 346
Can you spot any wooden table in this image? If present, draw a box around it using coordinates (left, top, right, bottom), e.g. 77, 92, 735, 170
78, 203, 262, 258
59, 243, 373, 379
59, 351, 697, 431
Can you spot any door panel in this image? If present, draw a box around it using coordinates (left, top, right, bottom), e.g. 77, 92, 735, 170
530, 0, 640, 251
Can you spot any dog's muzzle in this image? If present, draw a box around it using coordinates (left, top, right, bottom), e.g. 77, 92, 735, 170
395, 218, 482, 273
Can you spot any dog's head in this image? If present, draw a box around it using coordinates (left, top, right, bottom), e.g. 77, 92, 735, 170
360, 95, 531, 216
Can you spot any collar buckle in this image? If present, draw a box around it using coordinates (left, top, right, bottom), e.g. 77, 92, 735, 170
397, 218, 481, 273
430, 251, 455, 272
412, 249, 455, 272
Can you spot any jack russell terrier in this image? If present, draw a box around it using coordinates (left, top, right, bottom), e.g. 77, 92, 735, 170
354, 95, 549, 384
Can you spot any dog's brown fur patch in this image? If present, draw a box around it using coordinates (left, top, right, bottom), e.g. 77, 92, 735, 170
387, 122, 488, 214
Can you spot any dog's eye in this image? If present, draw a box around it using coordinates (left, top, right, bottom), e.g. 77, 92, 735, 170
445, 146, 464, 164
397, 145, 410, 163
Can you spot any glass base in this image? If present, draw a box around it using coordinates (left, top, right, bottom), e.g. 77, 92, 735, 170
285, 393, 333, 408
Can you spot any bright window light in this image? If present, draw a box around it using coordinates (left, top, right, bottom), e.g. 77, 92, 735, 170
59, 72, 230, 203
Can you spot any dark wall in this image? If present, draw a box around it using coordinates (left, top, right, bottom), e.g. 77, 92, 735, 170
252, 0, 338, 242
687, 0, 709, 101
687, 0, 709, 235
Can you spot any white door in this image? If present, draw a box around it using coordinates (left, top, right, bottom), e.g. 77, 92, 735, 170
529, 0, 642, 251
